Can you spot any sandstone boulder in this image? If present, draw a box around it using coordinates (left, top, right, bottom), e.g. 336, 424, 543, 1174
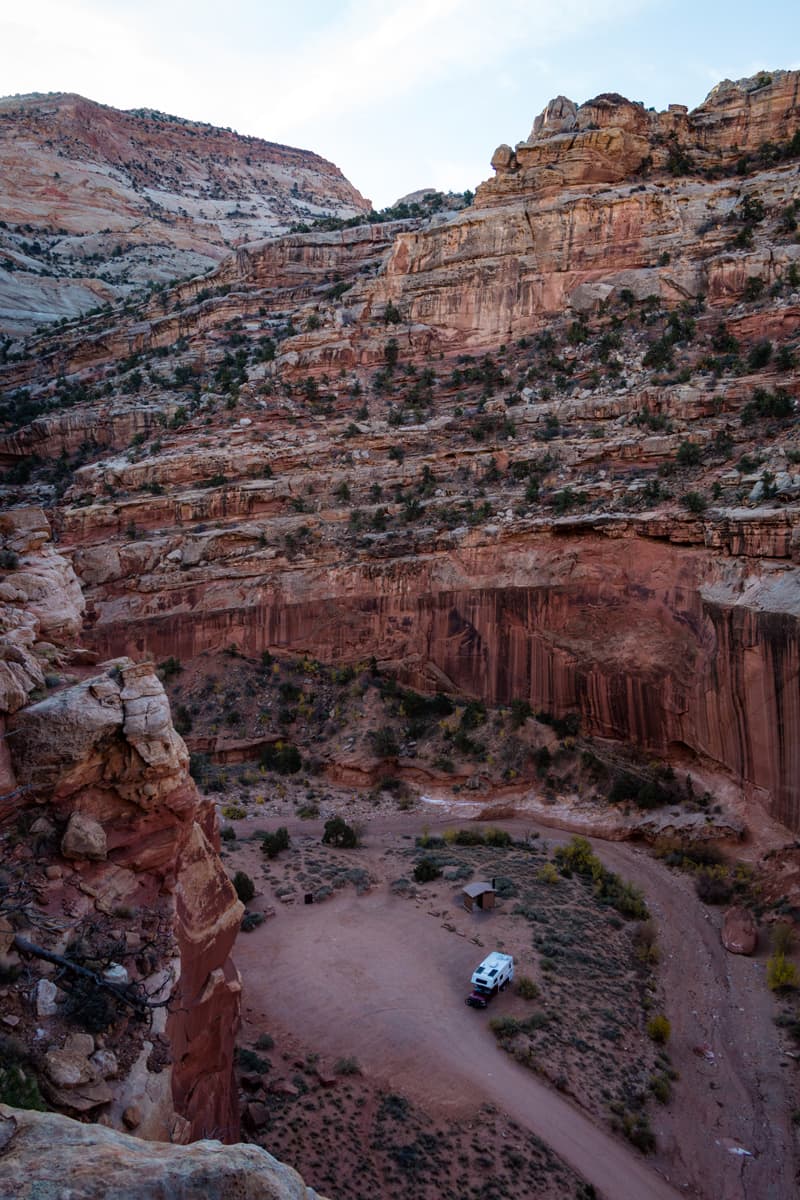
722, 907, 759, 955
0, 1104, 328, 1199
530, 95, 578, 139
61, 812, 107, 861
35, 978, 59, 1018
490, 144, 516, 174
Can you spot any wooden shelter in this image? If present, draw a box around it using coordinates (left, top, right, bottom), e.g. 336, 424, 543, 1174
462, 880, 496, 912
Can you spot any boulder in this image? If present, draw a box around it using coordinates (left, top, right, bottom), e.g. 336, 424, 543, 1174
490, 144, 516, 174
61, 813, 107, 861
35, 978, 59, 1018
0, 1104, 327, 1199
722, 907, 758, 955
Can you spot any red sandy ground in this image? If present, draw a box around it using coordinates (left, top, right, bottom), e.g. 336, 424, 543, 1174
227, 810, 797, 1200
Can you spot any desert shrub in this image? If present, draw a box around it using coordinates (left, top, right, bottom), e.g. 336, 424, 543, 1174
771, 922, 795, 956
460, 700, 487, 729
397, 689, 454, 720
509, 698, 532, 728
489, 1015, 522, 1039
767, 953, 799, 991
413, 857, 442, 883
63, 979, 117, 1033
741, 386, 793, 424
260, 740, 302, 774
237, 1048, 268, 1073
743, 276, 765, 302
222, 803, 246, 821
516, 975, 540, 1000
537, 862, 560, 885
748, 339, 773, 369
493, 875, 517, 898
554, 838, 649, 917
682, 491, 707, 514
233, 871, 255, 903
334, 1056, 361, 1075
633, 920, 660, 965
0, 1063, 46, 1110
189, 753, 211, 784
448, 827, 484, 846
649, 1073, 672, 1104
694, 866, 733, 905
623, 1113, 656, 1153
261, 826, 290, 859
256, 1033, 274, 1050
322, 816, 359, 848
646, 1014, 671, 1044
676, 440, 702, 467
158, 656, 182, 679
370, 726, 399, 757
220, 825, 236, 842
484, 826, 513, 848
554, 836, 598, 875
240, 911, 264, 932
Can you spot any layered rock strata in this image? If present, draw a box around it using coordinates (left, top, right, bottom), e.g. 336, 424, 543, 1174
1, 72, 799, 837
0, 92, 370, 333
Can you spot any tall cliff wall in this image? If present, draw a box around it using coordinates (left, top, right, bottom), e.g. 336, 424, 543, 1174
1, 71, 799, 837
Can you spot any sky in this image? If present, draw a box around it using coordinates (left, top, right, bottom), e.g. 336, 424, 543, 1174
1, 1, 798, 208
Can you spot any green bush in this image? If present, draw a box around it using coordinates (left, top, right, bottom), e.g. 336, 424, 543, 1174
261, 826, 290, 859
484, 827, 513, 848
649, 1072, 672, 1104
157, 656, 182, 679
682, 491, 707, 514
260, 740, 302, 774
241, 911, 264, 932
371, 726, 399, 757
646, 1014, 671, 1044
322, 816, 359, 848
233, 871, 255, 903
222, 803, 246, 821
413, 857, 442, 883
0, 1064, 46, 1110
767, 953, 799, 991
741, 387, 793, 424
516, 975, 540, 1000
237, 1048, 269, 1073
676, 440, 702, 467
489, 1015, 522, 1039
334, 1056, 361, 1075
771, 922, 794, 956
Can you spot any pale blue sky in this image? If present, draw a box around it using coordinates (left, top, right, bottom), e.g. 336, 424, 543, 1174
2, 1, 798, 207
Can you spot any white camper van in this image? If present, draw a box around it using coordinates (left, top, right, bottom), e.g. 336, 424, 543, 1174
465, 951, 514, 1008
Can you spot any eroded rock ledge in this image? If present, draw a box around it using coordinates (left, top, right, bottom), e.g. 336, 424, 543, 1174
0, 510, 242, 1141
0, 1105, 326, 1200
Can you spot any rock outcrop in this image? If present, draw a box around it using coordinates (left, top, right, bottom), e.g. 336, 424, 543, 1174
0, 516, 243, 1141
0, 1105, 326, 1200
4, 657, 243, 1140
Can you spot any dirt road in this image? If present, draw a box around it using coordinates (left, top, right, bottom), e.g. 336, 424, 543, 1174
237, 886, 683, 1200
233, 812, 796, 1200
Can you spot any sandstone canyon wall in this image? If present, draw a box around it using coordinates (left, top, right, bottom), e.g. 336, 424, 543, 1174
0, 71, 798, 839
